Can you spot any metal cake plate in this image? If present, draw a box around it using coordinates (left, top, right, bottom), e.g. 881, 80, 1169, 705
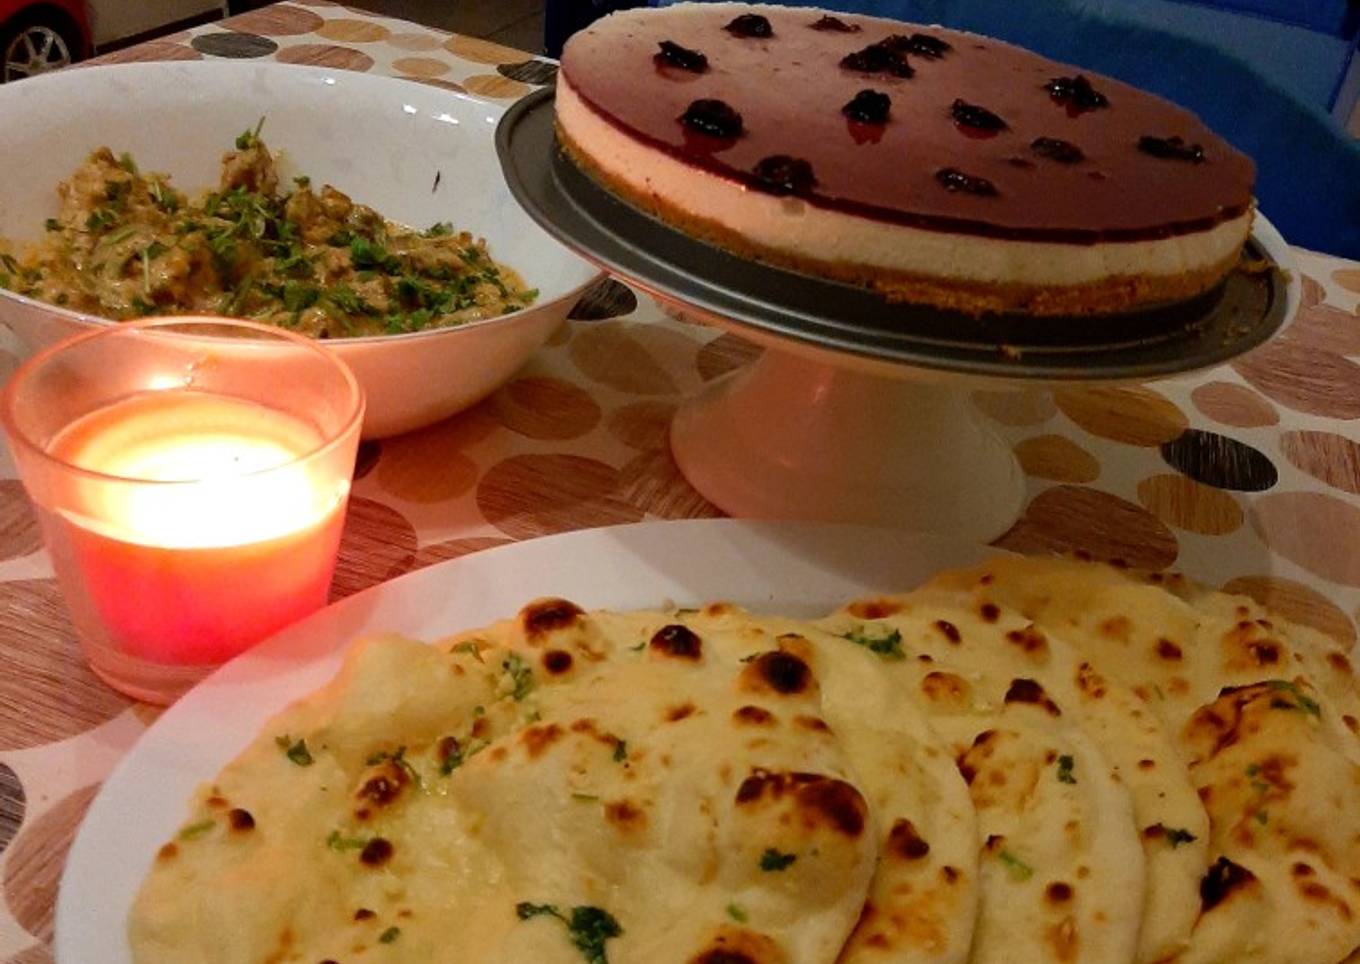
497, 87, 1292, 383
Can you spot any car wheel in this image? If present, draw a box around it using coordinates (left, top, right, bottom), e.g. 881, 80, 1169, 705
1, 10, 80, 84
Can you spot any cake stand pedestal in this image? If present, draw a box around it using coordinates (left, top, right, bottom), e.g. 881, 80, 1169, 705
498, 89, 1295, 540
671, 348, 1024, 541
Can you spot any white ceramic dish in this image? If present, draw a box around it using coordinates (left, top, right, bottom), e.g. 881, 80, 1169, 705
0, 61, 602, 437
55, 518, 995, 962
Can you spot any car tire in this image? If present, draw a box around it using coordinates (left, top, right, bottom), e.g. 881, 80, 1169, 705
0, 7, 84, 84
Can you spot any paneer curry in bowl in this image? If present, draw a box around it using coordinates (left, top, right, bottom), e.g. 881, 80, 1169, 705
1, 124, 537, 339
0, 60, 601, 437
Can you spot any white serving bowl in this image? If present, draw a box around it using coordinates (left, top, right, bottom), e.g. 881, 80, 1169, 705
0, 61, 601, 437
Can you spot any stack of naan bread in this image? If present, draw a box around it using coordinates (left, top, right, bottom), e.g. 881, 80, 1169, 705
130, 556, 1360, 963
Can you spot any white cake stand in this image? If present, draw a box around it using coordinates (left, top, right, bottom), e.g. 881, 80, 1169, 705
498, 89, 1296, 543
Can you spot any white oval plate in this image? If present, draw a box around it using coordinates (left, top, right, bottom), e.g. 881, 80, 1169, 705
54, 518, 995, 962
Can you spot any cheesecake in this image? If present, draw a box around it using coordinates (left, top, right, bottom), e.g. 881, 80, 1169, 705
556, 3, 1256, 316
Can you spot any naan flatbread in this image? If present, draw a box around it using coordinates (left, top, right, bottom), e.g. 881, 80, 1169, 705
927, 556, 1360, 964
824, 587, 1209, 964
131, 601, 881, 963
809, 605, 1145, 964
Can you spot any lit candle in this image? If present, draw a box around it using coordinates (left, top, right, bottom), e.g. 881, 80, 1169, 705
38, 390, 349, 666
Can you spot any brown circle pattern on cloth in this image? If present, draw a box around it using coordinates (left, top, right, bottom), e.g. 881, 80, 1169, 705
387, 32, 443, 51
329, 497, 418, 599
608, 400, 678, 451
444, 34, 524, 65
1190, 381, 1279, 428
569, 279, 638, 321
493, 376, 602, 440
1279, 430, 1360, 496
971, 389, 1056, 426
477, 454, 644, 540
993, 485, 1179, 570
223, 4, 324, 36
696, 333, 762, 382
1013, 435, 1100, 483
376, 450, 478, 504
274, 43, 374, 70
1233, 337, 1360, 419
1135, 473, 1244, 536
391, 56, 450, 77
618, 450, 723, 519
1251, 492, 1360, 588
463, 74, 531, 99
0, 763, 23, 857
3, 783, 101, 943
1286, 300, 1360, 356
0, 581, 131, 749
1159, 428, 1277, 492
1332, 268, 1360, 294
404, 77, 468, 94
1222, 575, 1357, 644
0, 480, 42, 561
190, 32, 279, 58
1055, 386, 1188, 447
94, 41, 203, 64
316, 18, 391, 42
570, 322, 699, 396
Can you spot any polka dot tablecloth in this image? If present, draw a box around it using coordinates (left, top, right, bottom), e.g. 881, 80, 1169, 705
1, 3, 1359, 958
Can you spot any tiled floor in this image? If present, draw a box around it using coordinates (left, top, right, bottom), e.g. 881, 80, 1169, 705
352, 0, 547, 53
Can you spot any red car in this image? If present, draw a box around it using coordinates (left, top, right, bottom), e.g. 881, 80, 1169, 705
0, 0, 89, 81
1, 0, 231, 83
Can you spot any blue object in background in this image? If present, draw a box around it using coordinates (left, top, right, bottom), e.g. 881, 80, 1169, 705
630, 0, 1360, 257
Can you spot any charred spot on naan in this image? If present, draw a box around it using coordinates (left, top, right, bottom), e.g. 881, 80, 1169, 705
740, 651, 815, 697
651, 623, 704, 660
1004, 678, 1063, 716
1183, 680, 1322, 761
886, 818, 931, 859
1219, 619, 1291, 672
688, 925, 786, 964
541, 649, 574, 675
734, 768, 868, 838
1005, 624, 1049, 657
920, 670, 971, 708
845, 598, 904, 620
1199, 856, 1258, 912
733, 705, 775, 726
518, 597, 585, 642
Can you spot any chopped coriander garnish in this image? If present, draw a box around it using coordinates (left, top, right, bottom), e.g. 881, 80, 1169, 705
473, 704, 486, 717
452, 640, 484, 662
571, 792, 600, 802
235, 116, 266, 150
841, 626, 906, 660
178, 819, 214, 840
44, 217, 60, 232
759, 848, 797, 871
612, 739, 627, 763
998, 849, 1033, 881
378, 926, 401, 944
1056, 754, 1077, 785
326, 829, 369, 851
275, 734, 314, 766
515, 902, 623, 964
628, 641, 646, 652
1264, 679, 1321, 718
502, 652, 533, 701
1163, 826, 1197, 848
85, 208, 118, 232
293, 174, 311, 188
1254, 809, 1269, 825
726, 903, 748, 923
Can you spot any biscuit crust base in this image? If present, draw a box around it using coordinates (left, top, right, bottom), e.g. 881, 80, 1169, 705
557, 125, 1246, 318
